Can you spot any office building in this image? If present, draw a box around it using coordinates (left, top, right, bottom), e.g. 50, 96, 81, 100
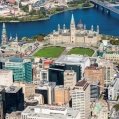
0, 70, 13, 87
0, 86, 6, 118
0, 62, 4, 69
97, 58, 114, 86
14, 82, 35, 98
40, 69, 49, 81
4, 57, 32, 82
55, 55, 90, 77
64, 70, 77, 89
35, 81, 56, 104
49, 55, 90, 85
90, 81, 100, 101
71, 80, 90, 119
84, 66, 106, 92
0, 94, 3, 119
21, 105, 81, 119
5, 86, 24, 113
54, 86, 70, 106
108, 78, 119, 100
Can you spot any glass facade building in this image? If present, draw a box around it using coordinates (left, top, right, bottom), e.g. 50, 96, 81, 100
49, 64, 81, 85
4, 57, 32, 82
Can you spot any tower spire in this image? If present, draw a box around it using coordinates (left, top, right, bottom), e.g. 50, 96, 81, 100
1, 23, 7, 45
70, 14, 76, 43
71, 14, 75, 25
9, 33, 12, 41
15, 34, 18, 42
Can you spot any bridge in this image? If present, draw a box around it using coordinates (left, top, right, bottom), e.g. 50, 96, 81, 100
90, 0, 119, 15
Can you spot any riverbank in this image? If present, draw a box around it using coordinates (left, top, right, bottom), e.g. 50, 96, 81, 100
0, 3, 94, 23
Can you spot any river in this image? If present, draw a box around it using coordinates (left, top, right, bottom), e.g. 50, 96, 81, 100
1, 7, 119, 39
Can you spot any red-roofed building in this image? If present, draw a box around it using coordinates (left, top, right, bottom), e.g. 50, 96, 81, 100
43, 59, 53, 69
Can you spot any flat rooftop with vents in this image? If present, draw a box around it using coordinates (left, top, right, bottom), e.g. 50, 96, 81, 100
21, 105, 81, 119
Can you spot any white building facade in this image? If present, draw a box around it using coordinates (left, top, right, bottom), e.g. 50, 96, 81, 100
0, 70, 13, 86
71, 80, 90, 119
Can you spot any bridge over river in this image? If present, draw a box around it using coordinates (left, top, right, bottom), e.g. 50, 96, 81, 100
90, 0, 119, 15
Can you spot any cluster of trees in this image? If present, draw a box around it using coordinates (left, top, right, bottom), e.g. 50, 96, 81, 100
32, 34, 45, 42
110, 39, 119, 45
101, 35, 119, 45
113, 104, 119, 111
67, 0, 90, 7
20, 34, 45, 43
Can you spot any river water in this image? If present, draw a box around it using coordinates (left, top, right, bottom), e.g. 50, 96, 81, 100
1, 7, 119, 39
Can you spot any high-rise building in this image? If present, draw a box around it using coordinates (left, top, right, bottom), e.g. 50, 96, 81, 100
84, 66, 106, 92
64, 70, 77, 89
4, 57, 32, 82
0, 86, 6, 118
90, 81, 100, 101
5, 86, 24, 113
21, 105, 81, 119
49, 55, 90, 85
1, 23, 7, 45
97, 58, 114, 86
0, 94, 3, 119
35, 81, 56, 104
54, 86, 70, 106
13, 82, 35, 98
71, 80, 90, 119
0, 70, 13, 87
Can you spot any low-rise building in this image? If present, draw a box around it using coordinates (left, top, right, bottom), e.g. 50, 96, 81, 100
21, 105, 81, 119
104, 53, 119, 62
91, 99, 109, 119
5, 111, 21, 119
0, 70, 13, 87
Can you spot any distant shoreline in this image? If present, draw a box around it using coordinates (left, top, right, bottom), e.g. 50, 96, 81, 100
0, 4, 94, 23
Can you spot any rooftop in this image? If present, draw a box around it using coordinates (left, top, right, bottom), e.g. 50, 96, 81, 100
0, 69, 12, 74
9, 56, 23, 62
76, 79, 87, 87
85, 66, 103, 70
55, 55, 89, 64
74, 79, 89, 91
0, 85, 6, 92
5, 86, 21, 93
22, 105, 80, 119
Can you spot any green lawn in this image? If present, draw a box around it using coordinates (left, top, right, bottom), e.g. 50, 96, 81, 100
34, 46, 65, 58
68, 47, 94, 56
